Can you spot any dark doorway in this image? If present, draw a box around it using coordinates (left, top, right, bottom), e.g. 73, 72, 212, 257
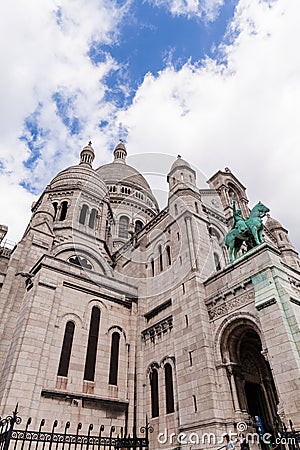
245, 382, 270, 429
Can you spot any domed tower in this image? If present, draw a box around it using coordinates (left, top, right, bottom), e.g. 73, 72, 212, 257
96, 141, 159, 250
167, 155, 200, 216
265, 214, 299, 269
39, 142, 114, 268
167, 155, 197, 192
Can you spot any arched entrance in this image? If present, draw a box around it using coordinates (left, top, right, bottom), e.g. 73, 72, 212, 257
221, 319, 278, 434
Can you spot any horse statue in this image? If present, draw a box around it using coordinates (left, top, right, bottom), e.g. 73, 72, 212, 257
225, 200, 270, 262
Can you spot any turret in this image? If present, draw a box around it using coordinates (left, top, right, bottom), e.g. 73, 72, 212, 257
113, 140, 127, 163
80, 141, 95, 167
167, 155, 197, 192
265, 214, 299, 269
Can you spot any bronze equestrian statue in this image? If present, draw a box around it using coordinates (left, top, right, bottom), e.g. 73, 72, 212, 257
225, 198, 270, 262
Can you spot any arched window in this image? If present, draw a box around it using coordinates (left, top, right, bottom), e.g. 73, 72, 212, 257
89, 208, 97, 229
165, 363, 175, 414
166, 245, 171, 266
119, 216, 129, 238
151, 258, 155, 277
150, 368, 159, 418
57, 321, 75, 377
79, 204, 88, 225
135, 220, 143, 234
59, 201, 68, 221
84, 306, 101, 381
52, 202, 58, 220
109, 332, 120, 385
214, 253, 221, 271
158, 245, 163, 272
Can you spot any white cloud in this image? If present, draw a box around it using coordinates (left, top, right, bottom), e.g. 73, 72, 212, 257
147, 0, 224, 21
118, 0, 300, 250
0, 0, 129, 242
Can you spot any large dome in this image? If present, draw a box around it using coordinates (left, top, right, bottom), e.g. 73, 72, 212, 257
95, 141, 159, 214
96, 162, 152, 193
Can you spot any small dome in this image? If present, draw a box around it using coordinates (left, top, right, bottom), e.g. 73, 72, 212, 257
113, 140, 127, 163
265, 214, 284, 231
80, 141, 95, 167
170, 155, 191, 172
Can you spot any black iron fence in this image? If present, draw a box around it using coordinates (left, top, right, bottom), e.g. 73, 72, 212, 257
274, 417, 300, 450
0, 407, 152, 450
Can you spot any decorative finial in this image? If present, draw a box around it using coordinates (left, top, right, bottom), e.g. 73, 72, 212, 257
113, 139, 127, 163
80, 141, 95, 167
177, 154, 181, 158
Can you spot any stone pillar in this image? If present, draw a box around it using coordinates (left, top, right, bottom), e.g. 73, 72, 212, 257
225, 364, 241, 414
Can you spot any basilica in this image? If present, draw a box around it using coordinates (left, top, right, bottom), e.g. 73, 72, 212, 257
0, 141, 300, 449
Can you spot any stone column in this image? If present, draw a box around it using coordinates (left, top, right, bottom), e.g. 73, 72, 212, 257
225, 364, 241, 414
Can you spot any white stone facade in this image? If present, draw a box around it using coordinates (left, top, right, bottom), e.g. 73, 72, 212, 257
0, 142, 300, 449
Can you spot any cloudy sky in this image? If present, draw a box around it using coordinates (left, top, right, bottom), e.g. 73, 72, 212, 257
1, 0, 300, 250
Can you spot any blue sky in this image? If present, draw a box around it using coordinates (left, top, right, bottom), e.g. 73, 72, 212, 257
1, 0, 300, 250
91, 0, 238, 107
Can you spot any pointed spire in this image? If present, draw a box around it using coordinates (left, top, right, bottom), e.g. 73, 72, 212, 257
113, 139, 127, 163
80, 141, 95, 168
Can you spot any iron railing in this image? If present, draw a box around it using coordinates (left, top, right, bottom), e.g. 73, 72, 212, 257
0, 407, 151, 450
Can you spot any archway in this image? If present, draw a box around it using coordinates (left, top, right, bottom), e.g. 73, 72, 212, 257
221, 319, 279, 434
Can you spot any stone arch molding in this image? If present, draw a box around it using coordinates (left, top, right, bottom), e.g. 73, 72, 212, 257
53, 243, 113, 276
214, 311, 265, 365
106, 325, 127, 341
160, 355, 175, 368
146, 361, 160, 376
55, 312, 83, 329
83, 299, 108, 329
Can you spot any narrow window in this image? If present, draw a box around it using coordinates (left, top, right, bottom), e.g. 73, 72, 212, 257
150, 368, 159, 418
185, 314, 189, 327
151, 258, 155, 277
79, 204, 88, 225
181, 172, 184, 181
177, 232, 180, 241
158, 245, 163, 272
193, 395, 198, 412
182, 283, 185, 294
119, 216, 129, 238
279, 233, 284, 241
84, 306, 101, 381
189, 351, 193, 366
174, 204, 178, 216
166, 245, 171, 266
214, 253, 221, 271
165, 363, 175, 414
57, 321, 75, 377
52, 202, 58, 220
59, 201, 68, 221
89, 208, 97, 229
135, 220, 143, 234
195, 202, 199, 214
109, 332, 120, 385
